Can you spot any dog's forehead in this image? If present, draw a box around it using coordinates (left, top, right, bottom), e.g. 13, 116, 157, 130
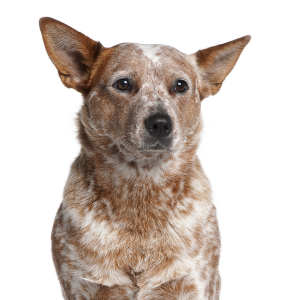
109, 43, 192, 69
100, 43, 197, 84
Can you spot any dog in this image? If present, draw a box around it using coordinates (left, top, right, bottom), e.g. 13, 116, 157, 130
39, 17, 250, 299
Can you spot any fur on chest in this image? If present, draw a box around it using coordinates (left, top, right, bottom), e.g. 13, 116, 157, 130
54, 157, 213, 289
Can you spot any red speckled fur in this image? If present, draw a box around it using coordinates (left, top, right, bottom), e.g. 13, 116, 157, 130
39, 17, 250, 299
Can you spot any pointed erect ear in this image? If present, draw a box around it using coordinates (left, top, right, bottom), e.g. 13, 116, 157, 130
39, 17, 102, 92
191, 35, 251, 99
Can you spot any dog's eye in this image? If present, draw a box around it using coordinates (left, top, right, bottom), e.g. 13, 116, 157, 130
116, 78, 130, 90
175, 80, 188, 93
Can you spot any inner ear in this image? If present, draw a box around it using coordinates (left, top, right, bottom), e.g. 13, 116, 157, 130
39, 17, 102, 92
192, 35, 251, 99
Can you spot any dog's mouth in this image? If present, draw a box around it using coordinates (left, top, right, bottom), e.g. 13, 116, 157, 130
146, 143, 166, 150
130, 132, 172, 152
119, 137, 173, 154
141, 139, 173, 152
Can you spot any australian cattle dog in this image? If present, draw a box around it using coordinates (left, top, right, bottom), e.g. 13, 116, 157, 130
39, 17, 250, 299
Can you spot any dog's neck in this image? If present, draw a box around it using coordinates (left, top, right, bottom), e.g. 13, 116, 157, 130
73, 146, 201, 235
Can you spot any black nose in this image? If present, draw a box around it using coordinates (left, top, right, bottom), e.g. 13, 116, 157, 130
145, 114, 173, 138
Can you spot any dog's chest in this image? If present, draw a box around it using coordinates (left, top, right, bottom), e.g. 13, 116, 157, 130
62, 184, 210, 288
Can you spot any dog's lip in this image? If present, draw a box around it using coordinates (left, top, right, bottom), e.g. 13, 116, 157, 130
139, 142, 172, 153
145, 143, 165, 150
119, 142, 171, 154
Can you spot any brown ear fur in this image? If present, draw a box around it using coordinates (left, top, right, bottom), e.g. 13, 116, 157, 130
193, 35, 251, 99
39, 17, 102, 92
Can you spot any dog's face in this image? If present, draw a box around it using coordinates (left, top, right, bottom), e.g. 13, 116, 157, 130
40, 17, 250, 159
86, 43, 201, 154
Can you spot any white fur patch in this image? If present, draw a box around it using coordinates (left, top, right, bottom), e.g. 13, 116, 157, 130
87, 91, 97, 102
137, 44, 161, 64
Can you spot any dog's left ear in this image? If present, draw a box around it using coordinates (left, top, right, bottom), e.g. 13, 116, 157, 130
39, 17, 102, 92
191, 35, 251, 99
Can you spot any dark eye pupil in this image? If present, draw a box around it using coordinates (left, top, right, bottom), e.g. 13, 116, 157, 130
176, 80, 187, 92
117, 79, 129, 90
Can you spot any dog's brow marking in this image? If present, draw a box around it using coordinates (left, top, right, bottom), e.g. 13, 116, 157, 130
137, 44, 161, 64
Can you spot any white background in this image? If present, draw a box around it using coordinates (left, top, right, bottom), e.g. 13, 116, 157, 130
1, 0, 299, 299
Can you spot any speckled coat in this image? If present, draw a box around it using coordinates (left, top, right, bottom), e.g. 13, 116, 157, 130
39, 17, 250, 299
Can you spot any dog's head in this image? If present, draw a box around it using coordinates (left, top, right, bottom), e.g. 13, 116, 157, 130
40, 17, 250, 161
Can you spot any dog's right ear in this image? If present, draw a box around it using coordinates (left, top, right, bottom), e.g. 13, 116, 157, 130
39, 17, 102, 92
